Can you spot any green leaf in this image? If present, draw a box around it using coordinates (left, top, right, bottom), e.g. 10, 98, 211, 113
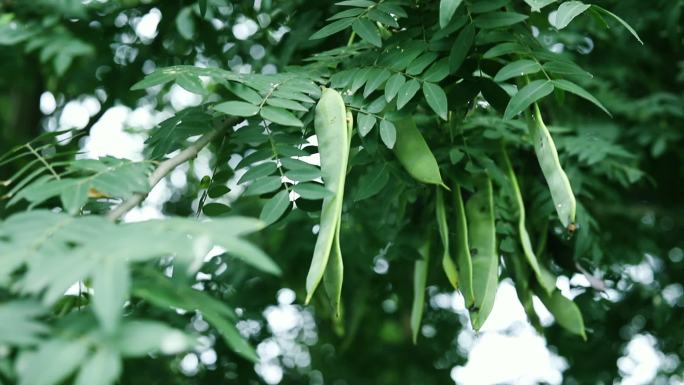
350, 67, 371, 94
73, 346, 121, 385
482, 42, 525, 59
357, 112, 377, 137
551, 1, 591, 30
132, 270, 259, 361
367, 9, 399, 28
17, 338, 89, 385
176, 7, 196, 40
552, 79, 611, 116
280, 157, 316, 170
202, 202, 232, 216
336, 0, 376, 6
259, 190, 291, 225
422, 82, 448, 120
145, 107, 212, 158
354, 164, 389, 201
294, 183, 334, 200
284, 167, 321, 182
227, 83, 263, 104
118, 321, 192, 357
363, 68, 391, 97
0, 301, 48, 346
524, 0, 556, 12
503, 80, 554, 120
266, 97, 309, 112
449, 24, 475, 72
328, 8, 365, 21
130, 70, 175, 90
213, 100, 259, 117
473, 12, 528, 29
379, 119, 397, 149
396, 79, 421, 109
260, 106, 304, 127
199, 0, 208, 16
93, 257, 129, 333
407, 52, 438, 76
61, 182, 89, 215
176, 73, 205, 94
310, 18, 355, 40
243, 176, 282, 196
494, 60, 542, 82
352, 18, 382, 47
591, 5, 643, 44
543, 60, 593, 80
422, 58, 449, 82
384, 73, 406, 102
439, 0, 464, 28
238, 162, 278, 184
207, 184, 230, 198
366, 95, 387, 114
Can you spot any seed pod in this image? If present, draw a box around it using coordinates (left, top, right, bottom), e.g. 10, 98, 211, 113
505, 253, 543, 333
454, 185, 474, 307
529, 103, 576, 230
305, 88, 351, 305
536, 287, 586, 340
411, 241, 430, 344
322, 111, 353, 318
393, 117, 447, 188
501, 144, 556, 294
436, 187, 458, 288
466, 175, 498, 330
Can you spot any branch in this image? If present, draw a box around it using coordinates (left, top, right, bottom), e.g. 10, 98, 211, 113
107, 126, 229, 221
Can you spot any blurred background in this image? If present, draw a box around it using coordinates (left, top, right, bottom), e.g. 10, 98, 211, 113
0, 0, 682, 384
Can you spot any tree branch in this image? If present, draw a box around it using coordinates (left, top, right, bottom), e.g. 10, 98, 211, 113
107, 125, 230, 221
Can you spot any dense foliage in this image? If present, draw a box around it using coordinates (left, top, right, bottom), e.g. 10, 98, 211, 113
0, 0, 682, 384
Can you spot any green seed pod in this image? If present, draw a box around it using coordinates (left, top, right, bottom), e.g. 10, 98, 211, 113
454, 185, 474, 307
530, 103, 576, 230
436, 187, 458, 288
393, 117, 447, 188
305, 88, 351, 305
536, 287, 586, 340
501, 144, 556, 294
466, 175, 498, 330
322, 111, 353, 319
411, 240, 430, 344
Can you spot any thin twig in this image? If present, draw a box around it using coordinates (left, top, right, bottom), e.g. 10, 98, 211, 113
107, 124, 231, 221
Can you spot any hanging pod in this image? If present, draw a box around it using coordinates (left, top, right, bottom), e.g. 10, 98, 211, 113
501, 144, 556, 294
505, 254, 543, 333
436, 187, 458, 288
393, 117, 447, 188
411, 240, 430, 344
322, 110, 353, 319
305, 88, 351, 312
529, 103, 576, 230
453, 185, 474, 307
466, 175, 498, 330
535, 285, 586, 340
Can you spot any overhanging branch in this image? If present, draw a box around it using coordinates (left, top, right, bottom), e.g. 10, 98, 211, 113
107, 121, 233, 221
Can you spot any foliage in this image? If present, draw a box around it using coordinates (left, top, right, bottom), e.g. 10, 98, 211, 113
0, 0, 682, 384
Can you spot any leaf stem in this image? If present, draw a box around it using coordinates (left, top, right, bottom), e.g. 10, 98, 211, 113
25, 143, 60, 180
